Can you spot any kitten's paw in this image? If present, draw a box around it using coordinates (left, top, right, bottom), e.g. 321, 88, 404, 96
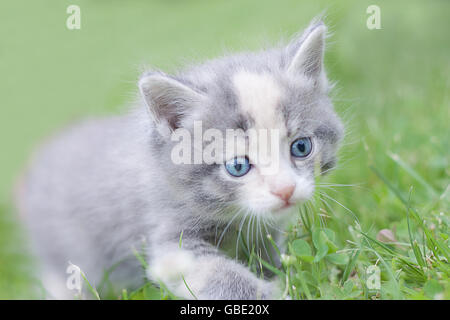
148, 250, 195, 284
259, 279, 284, 300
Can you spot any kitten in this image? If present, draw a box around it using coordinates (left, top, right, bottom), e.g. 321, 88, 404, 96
16, 20, 344, 299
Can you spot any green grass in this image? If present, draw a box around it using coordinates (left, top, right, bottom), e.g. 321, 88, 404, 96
0, 0, 448, 299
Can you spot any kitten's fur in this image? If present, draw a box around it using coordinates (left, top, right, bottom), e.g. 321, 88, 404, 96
16, 20, 344, 299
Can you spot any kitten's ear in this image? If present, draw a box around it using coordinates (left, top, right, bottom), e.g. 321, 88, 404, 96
139, 72, 206, 130
287, 21, 327, 80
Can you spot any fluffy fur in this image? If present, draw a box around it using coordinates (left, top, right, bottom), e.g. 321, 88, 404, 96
16, 20, 344, 299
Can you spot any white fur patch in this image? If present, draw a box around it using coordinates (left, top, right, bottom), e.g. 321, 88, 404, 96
42, 272, 74, 300
148, 249, 214, 299
149, 250, 195, 283
233, 71, 285, 133
230, 71, 315, 216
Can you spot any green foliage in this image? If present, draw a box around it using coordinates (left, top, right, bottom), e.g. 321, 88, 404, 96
267, 158, 449, 300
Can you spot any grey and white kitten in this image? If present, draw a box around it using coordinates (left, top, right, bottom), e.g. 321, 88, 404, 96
16, 21, 344, 299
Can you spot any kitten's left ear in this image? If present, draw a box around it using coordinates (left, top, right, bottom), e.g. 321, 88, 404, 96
139, 72, 206, 131
287, 21, 327, 81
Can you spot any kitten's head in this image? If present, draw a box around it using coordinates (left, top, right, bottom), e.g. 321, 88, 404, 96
139, 21, 344, 220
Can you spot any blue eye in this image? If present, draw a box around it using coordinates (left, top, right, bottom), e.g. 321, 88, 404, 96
225, 157, 251, 177
291, 137, 313, 158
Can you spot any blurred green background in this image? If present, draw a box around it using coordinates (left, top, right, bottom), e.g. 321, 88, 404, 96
0, 0, 448, 299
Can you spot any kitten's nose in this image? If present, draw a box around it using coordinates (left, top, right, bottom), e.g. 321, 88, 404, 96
271, 184, 295, 202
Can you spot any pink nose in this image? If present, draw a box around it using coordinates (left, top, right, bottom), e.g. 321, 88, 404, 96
271, 184, 295, 202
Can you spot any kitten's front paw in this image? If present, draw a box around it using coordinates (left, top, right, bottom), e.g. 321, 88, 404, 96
198, 272, 279, 300
148, 250, 195, 284
260, 279, 284, 300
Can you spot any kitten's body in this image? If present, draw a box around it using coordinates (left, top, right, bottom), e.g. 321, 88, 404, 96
17, 21, 344, 299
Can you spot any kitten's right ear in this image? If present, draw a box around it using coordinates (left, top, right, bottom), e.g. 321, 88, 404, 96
139, 72, 206, 131
287, 21, 327, 82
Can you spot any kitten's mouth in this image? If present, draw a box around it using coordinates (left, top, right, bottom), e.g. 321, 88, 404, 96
273, 201, 295, 213
280, 202, 293, 210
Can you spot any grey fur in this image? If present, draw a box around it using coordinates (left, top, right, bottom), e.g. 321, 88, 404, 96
16, 20, 344, 299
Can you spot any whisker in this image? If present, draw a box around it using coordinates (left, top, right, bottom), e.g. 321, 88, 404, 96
319, 191, 360, 223
235, 212, 249, 260
258, 216, 270, 262
250, 214, 256, 253
216, 210, 240, 248
246, 214, 253, 253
